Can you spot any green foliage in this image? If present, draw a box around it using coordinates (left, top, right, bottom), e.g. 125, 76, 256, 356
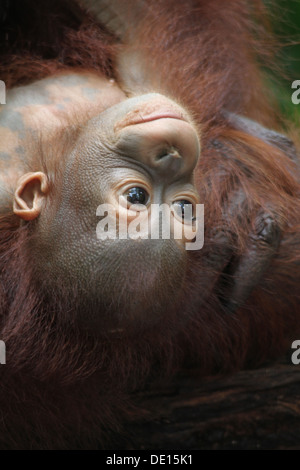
265, 0, 300, 121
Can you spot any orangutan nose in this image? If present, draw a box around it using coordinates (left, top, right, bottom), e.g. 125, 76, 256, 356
116, 114, 200, 178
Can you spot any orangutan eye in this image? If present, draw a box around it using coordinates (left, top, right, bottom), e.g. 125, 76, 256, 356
126, 187, 149, 205
173, 200, 195, 222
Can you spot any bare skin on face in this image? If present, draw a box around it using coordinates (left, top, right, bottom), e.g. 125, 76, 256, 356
4, 63, 279, 333
1, 69, 201, 329
0, 71, 126, 209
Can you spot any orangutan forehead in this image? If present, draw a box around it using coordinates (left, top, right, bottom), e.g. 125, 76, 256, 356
0, 71, 126, 171
3, 71, 125, 130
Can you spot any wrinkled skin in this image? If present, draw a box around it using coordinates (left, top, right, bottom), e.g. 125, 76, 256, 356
1, 72, 204, 331
0, 65, 289, 333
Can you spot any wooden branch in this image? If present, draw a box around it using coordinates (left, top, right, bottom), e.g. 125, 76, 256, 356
116, 355, 300, 450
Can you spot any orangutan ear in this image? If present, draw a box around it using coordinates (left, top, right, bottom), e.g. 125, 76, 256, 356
13, 172, 49, 221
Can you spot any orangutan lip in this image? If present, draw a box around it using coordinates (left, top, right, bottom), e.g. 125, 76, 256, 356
115, 105, 188, 132
130, 112, 186, 125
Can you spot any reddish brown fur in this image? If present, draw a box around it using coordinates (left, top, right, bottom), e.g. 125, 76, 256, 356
0, 0, 117, 87
0, 0, 300, 449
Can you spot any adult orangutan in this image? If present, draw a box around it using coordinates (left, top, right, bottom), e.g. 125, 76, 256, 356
0, 0, 299, 449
